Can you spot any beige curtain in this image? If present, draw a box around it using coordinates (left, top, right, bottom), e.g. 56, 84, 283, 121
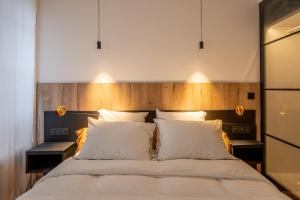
0, 0, 37, 199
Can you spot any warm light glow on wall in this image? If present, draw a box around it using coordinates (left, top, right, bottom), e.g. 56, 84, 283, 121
93, 72, 115, 83
188, 72, 209, 83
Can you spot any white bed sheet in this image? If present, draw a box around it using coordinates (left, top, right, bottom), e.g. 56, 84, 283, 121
17, 159, 290, 200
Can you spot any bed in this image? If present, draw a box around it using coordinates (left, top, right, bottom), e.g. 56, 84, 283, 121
17, 109, 291, 200
18, 158, 289, 200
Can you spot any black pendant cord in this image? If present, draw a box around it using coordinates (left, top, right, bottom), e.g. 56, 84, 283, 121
97, 0, 101, 51
199, 0, 204, 49
200, 0, 203, 41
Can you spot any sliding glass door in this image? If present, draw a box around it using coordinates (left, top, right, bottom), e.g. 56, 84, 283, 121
260, 0, 300, 198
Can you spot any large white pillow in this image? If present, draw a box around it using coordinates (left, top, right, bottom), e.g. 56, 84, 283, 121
155, 119, 233, 160
156, 109, 206, 121
99, 109, 148, 122
76, 118, 156, 160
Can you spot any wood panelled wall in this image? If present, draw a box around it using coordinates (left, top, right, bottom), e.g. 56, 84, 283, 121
37, 83, 260, 143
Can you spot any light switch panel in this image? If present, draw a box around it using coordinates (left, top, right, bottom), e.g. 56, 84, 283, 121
247, 92, 255, 100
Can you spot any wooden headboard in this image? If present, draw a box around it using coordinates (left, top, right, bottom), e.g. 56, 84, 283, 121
37, 83, 260, 144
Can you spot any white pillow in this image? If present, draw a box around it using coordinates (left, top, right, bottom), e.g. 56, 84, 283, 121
76, 118, 156, 160
155, 119, 233, 160
156, 109, 206, 121
99, 109, 148, 122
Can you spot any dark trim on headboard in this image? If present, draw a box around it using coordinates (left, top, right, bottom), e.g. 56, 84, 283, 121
44, 111, 99, 142
44, 110, 256, 142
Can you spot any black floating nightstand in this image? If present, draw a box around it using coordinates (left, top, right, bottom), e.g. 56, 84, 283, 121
230, 140, 264, 171
26, 142, 76, 174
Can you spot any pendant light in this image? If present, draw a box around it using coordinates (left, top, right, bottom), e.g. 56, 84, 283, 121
199, 0, 204, 49
97, 0, 101, 51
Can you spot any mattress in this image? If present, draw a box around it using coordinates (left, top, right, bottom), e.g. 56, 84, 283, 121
17, 158, 290, 200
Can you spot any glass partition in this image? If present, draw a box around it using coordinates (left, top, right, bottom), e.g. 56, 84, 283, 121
261, 1, 300, 198
266, 91, 300, 146
265, 11, 300, 44
266, 136, 300, 198
265, 33, 300, 88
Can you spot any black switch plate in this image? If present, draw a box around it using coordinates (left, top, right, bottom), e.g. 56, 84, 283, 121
248, 92, 255, 100
50, 128, 69, 136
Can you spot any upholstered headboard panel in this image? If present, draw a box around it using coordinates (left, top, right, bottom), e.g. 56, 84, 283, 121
37, 83, 260, 144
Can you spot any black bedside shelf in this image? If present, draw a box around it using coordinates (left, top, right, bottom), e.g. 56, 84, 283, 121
26, 142, 76, 174
230, 140, 264, 169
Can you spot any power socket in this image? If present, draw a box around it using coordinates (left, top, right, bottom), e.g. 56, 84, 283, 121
50, 128, 69, 136
232, 125, 251, 134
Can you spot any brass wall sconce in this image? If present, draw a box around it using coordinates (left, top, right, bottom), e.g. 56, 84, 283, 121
235, 105, 245, 116
56, 105, 67, 117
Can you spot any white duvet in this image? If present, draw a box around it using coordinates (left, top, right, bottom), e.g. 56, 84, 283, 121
17, 158, 290, 200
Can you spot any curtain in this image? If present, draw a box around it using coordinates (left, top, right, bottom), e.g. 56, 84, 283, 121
0, 0, 37, 200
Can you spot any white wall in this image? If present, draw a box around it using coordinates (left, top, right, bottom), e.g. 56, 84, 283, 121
38, 0, 260, 83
